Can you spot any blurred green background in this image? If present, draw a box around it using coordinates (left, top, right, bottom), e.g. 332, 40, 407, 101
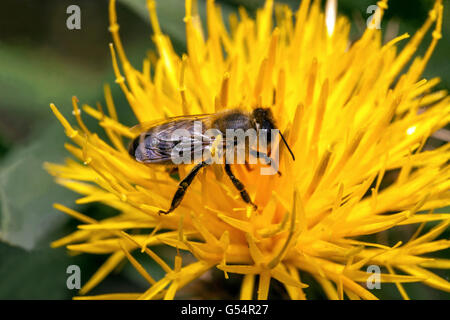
0, 0, 448, 299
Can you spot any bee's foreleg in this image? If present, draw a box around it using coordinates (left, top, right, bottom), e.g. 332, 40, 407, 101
245, 161, 254, 172
159, 161, 208, 215
224, 164, 257, 210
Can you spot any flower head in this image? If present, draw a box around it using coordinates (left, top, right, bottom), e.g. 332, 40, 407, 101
46, 0, 450, 299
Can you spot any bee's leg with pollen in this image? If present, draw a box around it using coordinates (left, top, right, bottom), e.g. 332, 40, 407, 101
224, 164, 257, 210
159, 161, 208, 215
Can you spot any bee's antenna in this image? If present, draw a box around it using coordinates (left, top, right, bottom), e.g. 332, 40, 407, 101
279, 131, 295, 161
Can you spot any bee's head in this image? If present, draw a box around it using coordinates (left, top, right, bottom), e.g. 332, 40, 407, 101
251, 107, 296, 161
252, 108, 276, 142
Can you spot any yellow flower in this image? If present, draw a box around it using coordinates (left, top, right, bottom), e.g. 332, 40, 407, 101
45, 0, 450, 300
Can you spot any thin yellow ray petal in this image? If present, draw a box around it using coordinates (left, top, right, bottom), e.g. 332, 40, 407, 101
120, 231, 173, 273
49, 104, 80, 142
245, 233, 265, 265
164, 280, 179, 300
286, 264, 307, 300
53, 203, 98, 224
176, 261, 215, 289
340, 276, 378, 300
217, 213, 253, 233
348, 271, 424, 284
386, 265, 410, 300
72, 96, 91, 135
119, 240, 156, 285
217, 264, 261, 275
74, 293, 141, 300
141, 222, 162, 252
268, 190, 297, 269
344, 289, 361, 300
314, 275, 338, 300
79, 251, 125, 295
398, 214, 450, 225
399, 265, 450, 292
257, 271, 271, 300
240, 274, 255, 300
337, 276, 344, 300
407, 220, 450, 246
347, 241, 403, 271
188, 211, 220, 246
182, 241, 223, 262
408, 240, 450, 256
82, 105, 134, 138
139, 278, 172, 300
67, 241, 127, 254
50, 230, 91, 248
420, 259, 450, 269
78, 221, 155, 230
270, 264, 308, 288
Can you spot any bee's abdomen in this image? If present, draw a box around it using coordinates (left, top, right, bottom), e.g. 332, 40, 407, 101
129, 133, 176, 164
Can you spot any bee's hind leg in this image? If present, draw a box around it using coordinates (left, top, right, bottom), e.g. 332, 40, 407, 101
159, 161, 208, 215
224, 164, 257, 210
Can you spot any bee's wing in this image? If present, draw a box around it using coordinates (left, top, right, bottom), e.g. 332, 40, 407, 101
129, 114, 212, 136
130, 114, 217, 164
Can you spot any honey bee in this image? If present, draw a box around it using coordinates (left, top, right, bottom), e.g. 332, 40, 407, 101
128, 108, 295, 214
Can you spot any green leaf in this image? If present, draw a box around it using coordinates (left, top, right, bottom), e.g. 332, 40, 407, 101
0, 122, 78, 250
0, 46, 104, 116
0, 239, 128, 299
0, 134, 11, 159
0, 243, 70, 299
